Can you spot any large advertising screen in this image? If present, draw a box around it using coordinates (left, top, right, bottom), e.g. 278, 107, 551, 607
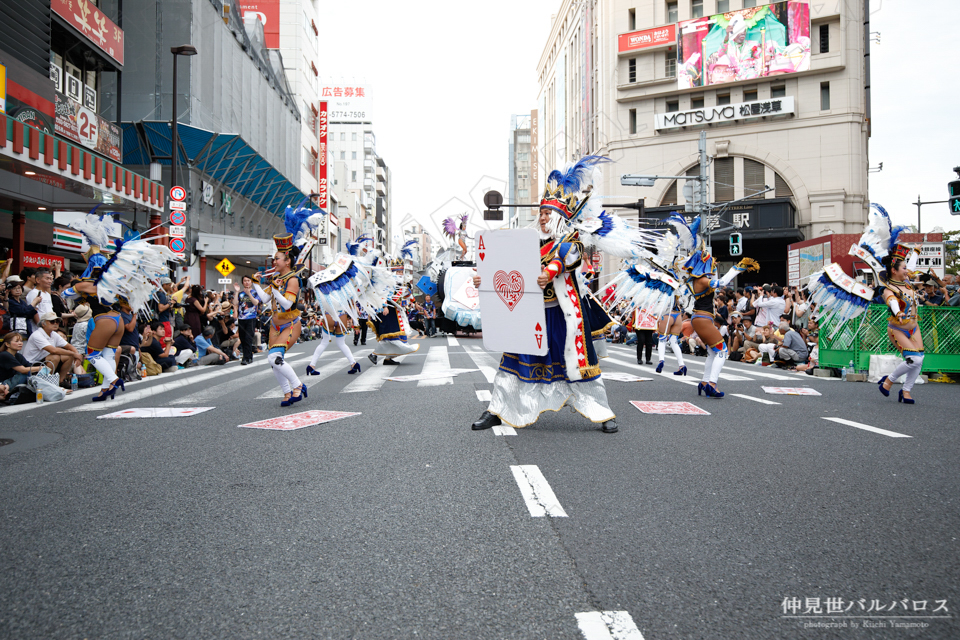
677, 1, 810, 89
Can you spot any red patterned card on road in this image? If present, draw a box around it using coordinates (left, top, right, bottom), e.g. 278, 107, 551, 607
630, 401, 710, 415
761, 387, 821, 396
238, 410, 361, 431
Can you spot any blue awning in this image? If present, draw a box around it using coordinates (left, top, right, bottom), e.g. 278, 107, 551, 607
120, 121, 306, 215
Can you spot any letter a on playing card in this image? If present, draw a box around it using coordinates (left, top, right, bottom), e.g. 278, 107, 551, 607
476, 229, 548, 355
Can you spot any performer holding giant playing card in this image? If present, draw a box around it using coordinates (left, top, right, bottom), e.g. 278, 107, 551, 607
471, 157, 622, 434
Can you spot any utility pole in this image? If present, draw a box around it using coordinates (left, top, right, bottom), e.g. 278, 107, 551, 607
698, 130, 709, 248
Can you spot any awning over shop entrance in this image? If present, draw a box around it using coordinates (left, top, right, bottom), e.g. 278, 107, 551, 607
121, 121, 305, 217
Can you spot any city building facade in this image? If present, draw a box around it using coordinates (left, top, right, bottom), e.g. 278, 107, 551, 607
508, 114, 534, 228
536, 0, 871, 283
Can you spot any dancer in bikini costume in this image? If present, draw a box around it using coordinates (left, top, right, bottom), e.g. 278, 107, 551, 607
253, 198, 326, 407
807, 203, 924, 404
65, 206, 179, 401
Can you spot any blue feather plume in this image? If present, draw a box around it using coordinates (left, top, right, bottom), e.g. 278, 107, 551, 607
283, 194, 326, 243
547, 155, 611, 193
401, 240, 418, 260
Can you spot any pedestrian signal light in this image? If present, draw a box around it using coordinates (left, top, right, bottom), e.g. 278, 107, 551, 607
949, 179, 960, 215
729, 232, 742, 256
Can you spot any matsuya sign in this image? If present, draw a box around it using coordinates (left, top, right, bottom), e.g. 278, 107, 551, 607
655, 96, 795, 130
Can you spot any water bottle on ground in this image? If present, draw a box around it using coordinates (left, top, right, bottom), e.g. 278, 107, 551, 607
848, 359, 855, 375
841, 366, 847, 381
36, 385, 43, 403
71, 373, 78, 391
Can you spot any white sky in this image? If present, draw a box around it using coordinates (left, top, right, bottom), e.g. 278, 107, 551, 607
318, 0, 960, 248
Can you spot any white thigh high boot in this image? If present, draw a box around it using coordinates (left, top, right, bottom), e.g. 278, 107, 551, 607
310, 333, 332, 367
335, 335, 357, 364
669, 334, 685, 367
701, 349, 715, 383
708, 343, 728, 383
891, 353, 924, 392
656, 334, 667, 364
88, 349, 119, 389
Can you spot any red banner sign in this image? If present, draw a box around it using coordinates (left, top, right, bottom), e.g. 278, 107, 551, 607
618, 24, 676, 53
318, 101, 328, 209
237, 0, 280, 49
23, 251, 66, 271
51, 0, 124, 66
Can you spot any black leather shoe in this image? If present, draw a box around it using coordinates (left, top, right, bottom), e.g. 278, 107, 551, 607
367, 354, 378, 365
601, 420, 619, 433
383, 358, 398, 365
471, 411, 502, 430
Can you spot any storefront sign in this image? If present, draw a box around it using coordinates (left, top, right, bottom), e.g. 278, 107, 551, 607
0, 63, 5, 113
320, 80, 370, 123
23, 251, 66, 271
51, 0, 124, 66
917, 243, 944, 279
618, 25, 676, 53
654, 96, 795, 130
318, 101, 328, 209
54, 90, 122, 161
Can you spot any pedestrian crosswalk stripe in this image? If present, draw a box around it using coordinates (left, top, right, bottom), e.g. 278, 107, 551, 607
822, 417, 912, 438
475, 389, 492, 402
341, 360, 399, 393
510, 465, 567, 517
576, 610, 645, 639
729, 393, 781, 405
462, 345, 498, 383
418, 345, 453, 387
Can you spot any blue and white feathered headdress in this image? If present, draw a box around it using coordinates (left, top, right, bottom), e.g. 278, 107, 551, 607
282, 194, 326, 248
540, 155, 612, 222
68, 204, 113, 279
347, 235, 374, 256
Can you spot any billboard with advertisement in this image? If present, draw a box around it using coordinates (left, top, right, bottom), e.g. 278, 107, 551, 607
318, 101, 328, 209
50, 0, 124, 66
618, 25, 676, 53
677, 2, 810, 90
237, 0, 280, 49
320, 81, 371, 123
54, 90, 122, 162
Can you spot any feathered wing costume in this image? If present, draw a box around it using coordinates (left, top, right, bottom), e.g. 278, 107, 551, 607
807, 203, 919, 334
67, 205, 179, 315
443, 213, 470, 258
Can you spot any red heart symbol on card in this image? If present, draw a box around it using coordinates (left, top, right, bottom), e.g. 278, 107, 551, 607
479, 252, 485, 261
494, 270, 524, 311
466, 285, 478, 298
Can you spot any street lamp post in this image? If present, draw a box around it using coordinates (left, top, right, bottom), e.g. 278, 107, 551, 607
159, 44, 198, 248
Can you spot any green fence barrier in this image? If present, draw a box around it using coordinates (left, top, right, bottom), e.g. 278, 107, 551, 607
819, 305, 960, 373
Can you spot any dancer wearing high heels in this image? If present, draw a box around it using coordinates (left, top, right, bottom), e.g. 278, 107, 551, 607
254, 236, 308, 407
65, 207, 176, 402
877, 247, 924, 404
677, 219, 759, 398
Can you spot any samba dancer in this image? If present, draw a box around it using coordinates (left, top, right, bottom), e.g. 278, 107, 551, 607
878, 248, 925, 404
307, 312, 360, 375
65, 207, 178, 401
253, 201, 324, 406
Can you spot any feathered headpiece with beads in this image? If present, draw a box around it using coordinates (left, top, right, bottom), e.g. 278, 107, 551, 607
540, 155, 611, 222
275, 194, 325, 253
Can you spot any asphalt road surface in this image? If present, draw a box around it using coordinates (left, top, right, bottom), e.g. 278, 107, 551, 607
2, 336, 957, 639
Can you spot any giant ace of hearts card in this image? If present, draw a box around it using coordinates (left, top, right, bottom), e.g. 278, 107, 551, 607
476, 229, 548, 356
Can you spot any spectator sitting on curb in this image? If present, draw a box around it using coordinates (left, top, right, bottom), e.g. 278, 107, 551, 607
775, 315, 809, 370
195, 326, 229, 365
21, 312, 81, 385
0, 331, 44, 392
744, 324, 780, 365
25, 267, 55, 333
141, 321, 178, 373
172, 325, 201, 367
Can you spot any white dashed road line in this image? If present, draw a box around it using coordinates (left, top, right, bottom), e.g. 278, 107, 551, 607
492, 426, 516, 436
510, 465, 568, 517
475, 389, 492, 402
463, 345, 499, 383
576, 610, 645, 639
729, 393, 781, 405
822, 417, 912, 438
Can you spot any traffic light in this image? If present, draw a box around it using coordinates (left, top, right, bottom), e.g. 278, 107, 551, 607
949, 177, 960, 215
729, 232, 742, 256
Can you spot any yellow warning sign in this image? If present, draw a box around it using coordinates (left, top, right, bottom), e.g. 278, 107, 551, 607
215, 258, 235, 277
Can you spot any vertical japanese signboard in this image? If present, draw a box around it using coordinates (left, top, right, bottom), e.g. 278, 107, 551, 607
318, 101, 328, 209
530, 109, 539, 209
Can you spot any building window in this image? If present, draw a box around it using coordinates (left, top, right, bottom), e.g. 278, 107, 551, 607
628, 58, 637, 83
340, 132, 346, 141
518, 133, 530, 142
744, 89, 758, 102
717, 0, 729, 11
518, 189, 529, 199
352, 151, 357, 160
352, 133, 358, 141
744, 159, 765, 199
771, 85, 786, 98
717, 93, 731, 105
629, 108, 637, 134
714, 157, 734, 202
819, 24, 830, 53
660, 180, 678, 205
743, 0, 756, 7
820, 81, 830, 110
665, 53, 677, 78
629, 8, 636, 30
666, 100, 679, 112
775, 172, 793, 198
351, 170, 357, 182
692, 0, 703, 18
667, 1, 678, 23
340, 151, 346, 160
691, 96, 704, 109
